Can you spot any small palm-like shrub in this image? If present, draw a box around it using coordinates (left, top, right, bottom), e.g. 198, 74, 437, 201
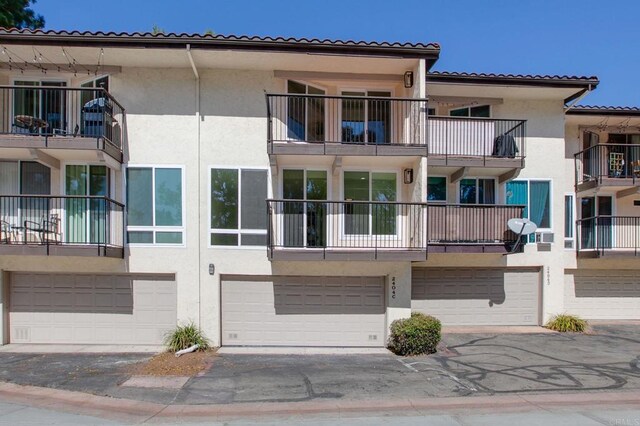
545, 314, 588, 333
164, 323, 210, 352
388, 313, 441, 356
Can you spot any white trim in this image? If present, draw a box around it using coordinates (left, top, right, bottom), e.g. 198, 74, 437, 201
338, 88, 394, 145
279, 167, 331, 247
505, 179, 554, 243
341, 169, 401, 240
124, 164, 186, 247
448, 104, 492, 117
564, 192, 576, 250
208, 166, 269, 249
456, 177, 498, 204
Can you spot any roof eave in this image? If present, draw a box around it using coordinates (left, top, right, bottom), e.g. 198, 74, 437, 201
0, 32, 441, 61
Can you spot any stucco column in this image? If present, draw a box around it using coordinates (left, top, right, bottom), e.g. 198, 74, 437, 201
385, 263, 412, 341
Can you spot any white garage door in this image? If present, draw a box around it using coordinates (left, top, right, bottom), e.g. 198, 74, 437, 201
412, 268, 540, 326
10, 273, 176, 344
221, 276, 385, 347
564, 272, 640, 319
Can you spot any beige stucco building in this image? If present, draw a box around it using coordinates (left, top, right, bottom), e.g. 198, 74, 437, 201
0, 29, 637, 348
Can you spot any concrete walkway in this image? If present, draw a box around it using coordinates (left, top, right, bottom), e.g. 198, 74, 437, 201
0, 381, 639, 424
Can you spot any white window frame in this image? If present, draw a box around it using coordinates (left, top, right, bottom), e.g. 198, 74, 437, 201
339, 87, 395, 145
427, 175, 448, 203
284, 80, 328, 142
449, 104, 492, 117
506, 179, 554, 240
209, 166, 269, 249
564, 192, 575, 250
340, 168, 400, 240
457, 177, 498, 204
124, 164, 186, 247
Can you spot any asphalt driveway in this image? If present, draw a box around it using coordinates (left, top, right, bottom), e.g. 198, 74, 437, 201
0, 323, 638, 405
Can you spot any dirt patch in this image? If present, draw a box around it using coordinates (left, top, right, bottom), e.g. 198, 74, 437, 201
132, 350, 218, 377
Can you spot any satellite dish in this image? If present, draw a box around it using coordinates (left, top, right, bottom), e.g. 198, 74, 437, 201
508, 218, 537, 235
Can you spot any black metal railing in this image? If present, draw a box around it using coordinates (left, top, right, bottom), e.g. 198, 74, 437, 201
427, 116, 526, 162
575, 143, 640, 186
0, 195, 124, 256
427, 203, 525, 245
267, 200, 526, 255
577, 216, 640, 255
266, 93, 428, 148
267, 199, 428, 255
0, 85, 125, 150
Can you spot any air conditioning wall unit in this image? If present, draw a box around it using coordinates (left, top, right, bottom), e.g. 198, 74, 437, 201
536, 232, 554, 244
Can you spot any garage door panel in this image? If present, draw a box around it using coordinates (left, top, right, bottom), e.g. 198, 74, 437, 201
412, 268, 540, 326
222, 277, 385, 347
10, 274, 176, 344
564, 273, 640, 319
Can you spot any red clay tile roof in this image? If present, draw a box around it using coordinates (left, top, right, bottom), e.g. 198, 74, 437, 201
428, 71, 599, 87
0, 28, 440, 59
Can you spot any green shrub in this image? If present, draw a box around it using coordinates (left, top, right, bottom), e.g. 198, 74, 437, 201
388, 313, 441, 356
545, 314, 588, 333
164, 322, 211, 352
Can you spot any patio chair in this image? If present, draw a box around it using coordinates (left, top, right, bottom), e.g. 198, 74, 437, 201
1, 220, 12, 243
24, 214, 62, 244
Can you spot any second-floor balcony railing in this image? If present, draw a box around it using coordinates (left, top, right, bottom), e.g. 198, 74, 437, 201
575, 143, 640, 188
427, 116, 526, 165
577, 216, 640, 256
266, 93, 428, 154
0, 195, 124, 257
427, 203, 525, 247
266, 200, 525, 259
0, 86, 125, 157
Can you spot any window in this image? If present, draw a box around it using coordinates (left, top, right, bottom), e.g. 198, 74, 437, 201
210, 168, 268, 246
459, 178, 495, 204
449, 105, 490, 118
564, 194, 574, 249
427, 176, 447, 202
14, 80, 67, 133
344, 171, 397, 235
341, 91, 391, 144
282, 169, 328, 247
287, 80, 325, 141
126, 166, 184, 245
506, 180, 552, 242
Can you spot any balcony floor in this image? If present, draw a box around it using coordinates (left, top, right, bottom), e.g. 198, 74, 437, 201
0, 134, 122, 163
269, 141, 428, 157
268, 247, 427, 261
0, 243, 123, 258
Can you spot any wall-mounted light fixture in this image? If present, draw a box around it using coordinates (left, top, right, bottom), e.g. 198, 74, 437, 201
404, 71, 414, 88
209, 263, 215, 275
403, 168, 414, 184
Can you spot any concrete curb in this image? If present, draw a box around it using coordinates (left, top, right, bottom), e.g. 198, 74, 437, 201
0, 381, 639, 422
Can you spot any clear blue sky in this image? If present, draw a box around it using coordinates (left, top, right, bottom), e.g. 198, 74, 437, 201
35, 0, 638, 106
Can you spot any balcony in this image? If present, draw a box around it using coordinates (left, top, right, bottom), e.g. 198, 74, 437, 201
577, 216, 640, 257
266, 200, 524, 260
575, 144, 640, 195
427, 116, 526, 168
0, 195, 124, 258
0, 86, 125, 163
427, 203, 525, 253
266, 93, 428, 156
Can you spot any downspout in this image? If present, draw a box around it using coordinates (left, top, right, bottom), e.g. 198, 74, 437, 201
564, 85, 594, 112
186, 44, 201, 328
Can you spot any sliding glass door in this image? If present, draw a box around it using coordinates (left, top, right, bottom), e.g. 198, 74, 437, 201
341, 91, 391, 144
65, 165, 109, 244
287, 81, 325, 142
282, 170, 327, 247
343, 171, 397, 236
13, 81, 67, 134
